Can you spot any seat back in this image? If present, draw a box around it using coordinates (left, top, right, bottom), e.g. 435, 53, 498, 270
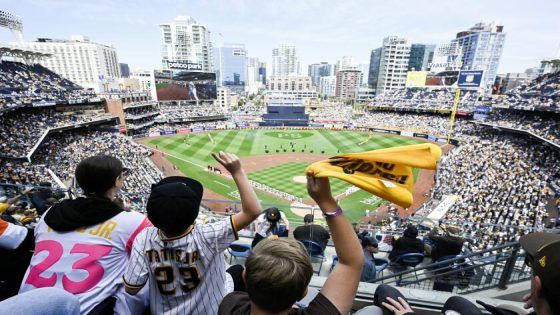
396, 253, 424, 267
229, 243, 251, 254
301, 240, 324, 257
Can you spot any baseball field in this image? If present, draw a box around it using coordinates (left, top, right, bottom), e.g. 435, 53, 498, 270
143, 128, 424, 223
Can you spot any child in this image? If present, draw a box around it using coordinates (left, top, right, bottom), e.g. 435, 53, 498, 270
123, 151, 262, 315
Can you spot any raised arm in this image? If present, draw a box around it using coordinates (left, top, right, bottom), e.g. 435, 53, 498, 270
306, 172, 363, 315
212, 151, 262, 230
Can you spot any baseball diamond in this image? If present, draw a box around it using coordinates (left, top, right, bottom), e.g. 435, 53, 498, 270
142, 128, 424, 223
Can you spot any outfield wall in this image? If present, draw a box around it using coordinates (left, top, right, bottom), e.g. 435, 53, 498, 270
130, 123, 461, 146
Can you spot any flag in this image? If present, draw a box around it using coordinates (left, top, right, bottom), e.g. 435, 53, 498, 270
305, 143, 442, 208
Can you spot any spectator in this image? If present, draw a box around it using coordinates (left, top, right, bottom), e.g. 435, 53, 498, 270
293, 214, 330, 251
218, 174, 364, 315
388, 225, 424, 262
424, 225, 465, 261
519, 232, 560, 315
0, 216, 34, 300
252, 207, 290, 247
124, 151, 262, 315
361, 236, 380, 283
19, 155, 152, 314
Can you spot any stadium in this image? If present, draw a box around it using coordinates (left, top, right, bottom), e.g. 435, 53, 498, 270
1, 5, 560, 315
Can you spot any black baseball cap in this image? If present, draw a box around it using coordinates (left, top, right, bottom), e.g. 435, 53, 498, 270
147, 176, 203, 235
362, 236, 378, 248
520, 232, 560, 302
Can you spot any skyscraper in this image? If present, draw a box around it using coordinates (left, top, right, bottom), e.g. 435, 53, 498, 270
452, 22, 506, 90
214, 44, 247, 92
408, 44, 435, 71
160, 16, 213, 72
369, 36, 411, 94
119, 63, 130, 78
272, 44, 299, 76
308, 62, 333, 87
368, 48, 382, 89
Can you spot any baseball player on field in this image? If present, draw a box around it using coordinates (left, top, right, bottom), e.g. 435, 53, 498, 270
123, 151, 262, 315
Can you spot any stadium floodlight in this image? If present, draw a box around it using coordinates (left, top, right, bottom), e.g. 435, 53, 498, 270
0, 10, 23, 32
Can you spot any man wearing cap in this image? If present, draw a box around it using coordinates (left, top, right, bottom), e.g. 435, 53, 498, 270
361, 236, 380, 282
424, 225, 465, 261
293, 214, 330, 251
519, 232, 560, 315
123, 151, 262, 315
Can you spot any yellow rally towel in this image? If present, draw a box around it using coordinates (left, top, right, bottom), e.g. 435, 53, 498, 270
305, 143, 442, 208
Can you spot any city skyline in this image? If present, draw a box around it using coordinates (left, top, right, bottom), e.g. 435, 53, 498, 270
1, 0, 559, 74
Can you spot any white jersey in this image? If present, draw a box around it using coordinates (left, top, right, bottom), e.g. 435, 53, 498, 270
123, 216, 238, 315
19, 210, 151, 315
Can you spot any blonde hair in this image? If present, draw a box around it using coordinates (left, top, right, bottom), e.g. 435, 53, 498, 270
245, 238, 314, 312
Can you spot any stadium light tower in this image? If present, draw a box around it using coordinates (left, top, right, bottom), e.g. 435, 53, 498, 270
0, 10, 24, 45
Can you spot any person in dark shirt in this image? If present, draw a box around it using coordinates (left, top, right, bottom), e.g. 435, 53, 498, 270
424, 225, 465, 261
293, 214, 330, 251
388, 225, 424, 262
218, 174, 364, 315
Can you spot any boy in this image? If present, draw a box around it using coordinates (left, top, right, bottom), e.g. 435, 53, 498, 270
218, 173, 364, 315
123, 151, 262, 315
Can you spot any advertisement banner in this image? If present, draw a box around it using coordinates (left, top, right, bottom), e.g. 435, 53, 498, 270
414, 133, 429, 139
475, 106, 491, 113
148, 131, 161, 137
32, 100, 56, 107
88, 97, 102, 103
406, 71, 427, 88
437, 138, 448, 143
192, 127, 204, 133
457, 70, 484, 89
162, 130, 176, 135
427, 195, 459, 220
401, 131, 414, 137
205, 125, 216, 130
428, 135, 437, 141
176, 128, 190, 135
166, 61, 203, 71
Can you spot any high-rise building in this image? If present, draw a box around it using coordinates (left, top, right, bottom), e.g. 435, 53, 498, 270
272, 44, 299, 76
335, 69, 363, 99
119, 63, 130, 78
160, 16, 213, 72
334, 56, 356, 73
356, 64, 370, 86
408, 44, 435, 71
214, 44, 247, 92
308, 62, 333, 87
258, 62, 267, 85
368, 48, 382, 89
452, 22, 506, 90
267, 75, 311, 91
370, 36, 411, 94
500, 72, 528, 93
23, 35, 120, 92
130, 70, 156, 98
319, 76, 337, 97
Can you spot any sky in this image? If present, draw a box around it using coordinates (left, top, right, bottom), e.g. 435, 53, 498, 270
1, 0, 559, 74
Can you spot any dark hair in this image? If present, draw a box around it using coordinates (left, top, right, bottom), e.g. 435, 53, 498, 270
403, 224, 418, 238
75, 155, 123, 198
265, 207, 281, 234
303, 214, 314, 224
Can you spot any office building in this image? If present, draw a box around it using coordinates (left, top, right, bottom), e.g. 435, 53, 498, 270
160, 16, 213, 72
214, 44, 247, 92
23, 35, 120, 92
408, 44, 435, 71
335, 69, 363, 99
370, 36, 411, 94
267, 75, 311, 91
452, 22, 506, 90
272, 44, 299, 76
119, 63, 130, 78
308, 62, 333, 87
319, 76, 337, 97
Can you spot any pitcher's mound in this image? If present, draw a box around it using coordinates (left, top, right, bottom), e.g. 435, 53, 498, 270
293, 176, 307, 184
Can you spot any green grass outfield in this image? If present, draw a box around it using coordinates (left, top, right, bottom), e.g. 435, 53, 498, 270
144, 128, 424, 223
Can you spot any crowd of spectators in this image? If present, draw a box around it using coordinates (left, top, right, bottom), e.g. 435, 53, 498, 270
433, 129, 559, 251
354, 111, 458, 137
483, 110, 560, 145
370, 89, 479, 111
0, 109, 115, 158
309, 102, 353, 122
158, 103, 227, 121
494, 71, 560, 111
32, 130, 163, 209
124, 105, 159, 119
0, 61, 95, 110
